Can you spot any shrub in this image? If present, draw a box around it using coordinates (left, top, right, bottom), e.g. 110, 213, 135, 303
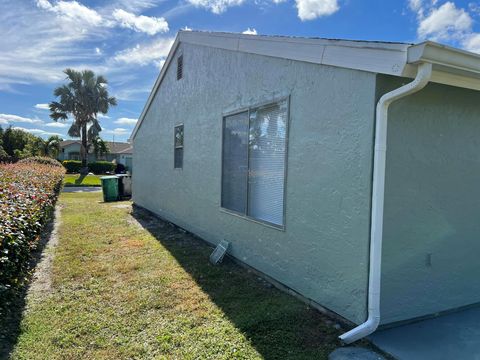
62, 160, 115, 174
115, 163, 126, 174
19, 156, 63, 167
0, 162, 65, 288
88, 161, 115, 174
62, 160, 82, 173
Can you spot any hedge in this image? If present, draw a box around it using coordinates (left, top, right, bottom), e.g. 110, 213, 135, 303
62, 160, 82, 173
88, 161, 116, 174
62, 160, 116, 174
0, 162, 65, 289
19, 156, 63, 167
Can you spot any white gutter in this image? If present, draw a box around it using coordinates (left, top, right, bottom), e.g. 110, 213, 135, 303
339, 62, 433, 344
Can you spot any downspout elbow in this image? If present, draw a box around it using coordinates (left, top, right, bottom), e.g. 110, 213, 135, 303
339, 315, 380, 344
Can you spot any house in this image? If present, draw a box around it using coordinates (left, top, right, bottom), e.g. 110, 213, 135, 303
58, 140, 133, 171
130, 31, 480, 343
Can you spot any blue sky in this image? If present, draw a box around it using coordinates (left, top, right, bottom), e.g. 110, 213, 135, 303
1, 0, 479, 142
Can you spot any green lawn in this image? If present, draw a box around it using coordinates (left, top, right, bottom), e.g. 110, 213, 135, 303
63, 174, 102, 187
5, 192, 346, 359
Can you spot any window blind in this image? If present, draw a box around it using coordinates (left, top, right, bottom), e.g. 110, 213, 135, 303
247, 101, 287, 225
221, 111, 249, 213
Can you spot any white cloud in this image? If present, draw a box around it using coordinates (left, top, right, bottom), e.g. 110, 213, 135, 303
242, 28, 257, 35
0, 1, 109, 88
408, 0, 423, 12
418, 2, 472, 41
36, 0, 103, 26
104, 127, 130, 135
114, 117, 138, 125
45, 122, 68, 128
409, 1, 480, 54
97, 114, 110, 119
187, 0, 244, 14
36, 0, 53, 10
113, 86, 151, 101
0, 114, 44, 125
12, 126, 64, 137
463, 33, 480, 53
95, 47, 102, 55
112, 9, 168, 35
295, 0, 339, 21
183, 26, 192, 31
35, 103, 50, 110
113, 38, 174, 66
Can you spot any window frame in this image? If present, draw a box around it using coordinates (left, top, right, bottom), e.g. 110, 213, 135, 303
220, 96, 290, 231
174, 124, 184, 169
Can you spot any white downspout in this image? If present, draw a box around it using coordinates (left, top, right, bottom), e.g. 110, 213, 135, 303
339, 62, 433, 344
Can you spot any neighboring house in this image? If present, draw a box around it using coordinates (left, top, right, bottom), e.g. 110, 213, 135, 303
130, 31, 480, 342
58, 140, 133, 171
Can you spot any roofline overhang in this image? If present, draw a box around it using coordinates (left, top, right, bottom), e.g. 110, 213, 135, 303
130, 32, 480, 141
405, 41, 480, 91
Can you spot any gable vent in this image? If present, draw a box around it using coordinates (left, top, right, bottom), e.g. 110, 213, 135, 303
177, 54, 183, 80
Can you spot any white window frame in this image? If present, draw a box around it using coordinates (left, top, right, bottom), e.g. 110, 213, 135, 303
220, 96, 290, 230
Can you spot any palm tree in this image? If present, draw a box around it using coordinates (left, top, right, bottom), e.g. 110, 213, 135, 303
49, 69, 117, 173
90, 136, 109, 159
44, 135, 63, 158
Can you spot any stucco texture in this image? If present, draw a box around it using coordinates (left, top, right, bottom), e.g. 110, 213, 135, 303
133, 43, 377, 324
379, 75, 480, 324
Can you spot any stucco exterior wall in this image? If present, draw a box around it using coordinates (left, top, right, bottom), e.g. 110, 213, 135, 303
379, 75, 480, 324
133, 43, 377, 324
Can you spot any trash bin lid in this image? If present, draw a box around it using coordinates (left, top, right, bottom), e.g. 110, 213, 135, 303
101, 175, 119, 180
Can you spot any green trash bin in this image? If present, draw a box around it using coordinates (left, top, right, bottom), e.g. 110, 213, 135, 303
101, 176, 119, 202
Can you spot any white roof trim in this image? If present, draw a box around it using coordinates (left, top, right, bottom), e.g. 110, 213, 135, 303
130, 31, 480, 140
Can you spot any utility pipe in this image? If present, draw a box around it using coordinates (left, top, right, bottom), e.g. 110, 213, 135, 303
339, 62, 433, 344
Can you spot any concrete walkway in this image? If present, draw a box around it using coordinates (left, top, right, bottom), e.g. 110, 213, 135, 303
370, 306, 480, 360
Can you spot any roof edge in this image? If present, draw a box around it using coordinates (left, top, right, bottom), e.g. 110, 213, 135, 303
130, 31, 480, 141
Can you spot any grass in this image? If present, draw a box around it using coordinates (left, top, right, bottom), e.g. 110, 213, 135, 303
63, 174, 102, 187
5, 192, 345, 359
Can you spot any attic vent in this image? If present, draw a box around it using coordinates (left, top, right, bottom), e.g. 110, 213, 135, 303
177, 54, 183, 80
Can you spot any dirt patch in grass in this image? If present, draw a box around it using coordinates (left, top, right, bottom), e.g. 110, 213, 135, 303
28, 206, 62, 296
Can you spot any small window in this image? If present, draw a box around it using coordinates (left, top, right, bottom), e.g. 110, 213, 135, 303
177, 55, 183, 80
221, 99, 289, 227
174, 125, 184, 169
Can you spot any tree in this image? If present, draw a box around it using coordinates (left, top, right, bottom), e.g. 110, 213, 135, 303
2, 127, 34, 157
43, 135, 63, 158
49, 69, 117, 173
90, 136, 109, 158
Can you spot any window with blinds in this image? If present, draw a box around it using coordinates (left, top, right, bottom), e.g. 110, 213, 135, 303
221, 99, 288, 227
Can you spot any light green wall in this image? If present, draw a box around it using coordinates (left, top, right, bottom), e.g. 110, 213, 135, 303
379, 75, 480, 324
133, 43, 377, 324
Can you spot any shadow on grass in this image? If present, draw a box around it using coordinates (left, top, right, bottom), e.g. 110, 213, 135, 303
74, 174, 87, 185
0, 211, 57, 359
131, 205, 342, 360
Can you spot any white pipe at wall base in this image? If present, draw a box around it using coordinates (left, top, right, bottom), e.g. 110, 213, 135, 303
339, 62, 433, 344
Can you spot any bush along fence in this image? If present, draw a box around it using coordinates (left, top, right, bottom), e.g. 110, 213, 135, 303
62, 160, 116, 174
0, 159, 65, 289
